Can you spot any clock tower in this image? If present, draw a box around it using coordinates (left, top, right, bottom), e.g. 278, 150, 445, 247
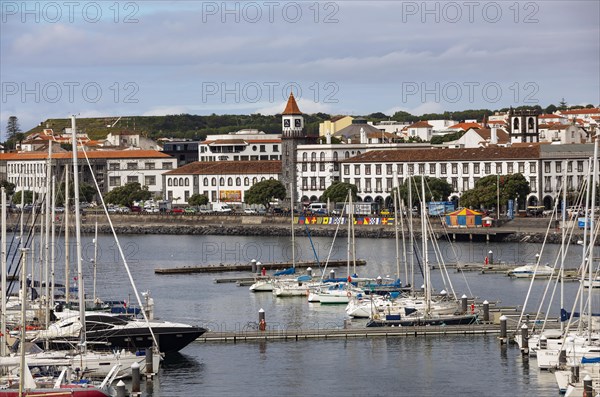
281, 92, 306, 209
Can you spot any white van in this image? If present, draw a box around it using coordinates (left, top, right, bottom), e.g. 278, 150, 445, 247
308, 202, 328, 214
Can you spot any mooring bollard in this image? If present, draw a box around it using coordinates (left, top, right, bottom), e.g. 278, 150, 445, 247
521, 324, 529, 355
583, 375, 592, 395
499, 315, 507, 344
145, 347, 153, 375
306, 267, 312, 277
483, 300, 490, 322
461, 295, 468, 313
251, 259, 257, 273
116, 380, 126, 397
259, 308, 266, 331
131, 361, 140, 395
330, 270, 335, 280
488, 250, 494, 265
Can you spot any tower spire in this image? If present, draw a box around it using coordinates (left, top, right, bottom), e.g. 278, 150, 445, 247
283, 92, 302, 115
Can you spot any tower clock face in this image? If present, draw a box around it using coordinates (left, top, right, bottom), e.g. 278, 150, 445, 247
294, 119, 302, 128
284, 119, 290, 127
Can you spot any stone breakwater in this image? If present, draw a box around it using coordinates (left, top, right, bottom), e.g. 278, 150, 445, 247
73, 224, 586, 245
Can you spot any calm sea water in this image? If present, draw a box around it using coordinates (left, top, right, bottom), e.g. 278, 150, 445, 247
9, 232, 598, 396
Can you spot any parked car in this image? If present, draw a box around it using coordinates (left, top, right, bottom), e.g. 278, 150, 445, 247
130, 206, 142, 213
380, 209, 391, 216
171, 208, 184, 214
184, 207, 197, 214
244, 208, 257, 214
198, 208, 212, 214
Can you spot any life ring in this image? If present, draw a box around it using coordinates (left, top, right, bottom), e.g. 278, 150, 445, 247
346, 291, 352, 298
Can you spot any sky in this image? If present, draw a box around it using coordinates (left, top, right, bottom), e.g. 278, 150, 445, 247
1, 0, 599, 137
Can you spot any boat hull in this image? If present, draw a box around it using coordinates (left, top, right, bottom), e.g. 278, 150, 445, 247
366, 313, 478, 327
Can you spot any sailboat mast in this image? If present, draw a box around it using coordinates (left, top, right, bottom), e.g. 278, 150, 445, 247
347, 190, 351, 279
93, 221, 98, 303
50, 176, 56, 311
394, 188, 400, 281
19, 248, 29, 397
44, 141, 52, 329
71, 115, 87, 353
421, 177, 431, 314
65, 165, 70, 306
560, 161, 566, 333
587, 131, 599, 342
1, 187, 7, 357
290, 183, 295, 269
409, 177, 414, 292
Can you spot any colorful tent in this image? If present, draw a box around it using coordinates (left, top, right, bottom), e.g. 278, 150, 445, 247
445, 208, 483, 228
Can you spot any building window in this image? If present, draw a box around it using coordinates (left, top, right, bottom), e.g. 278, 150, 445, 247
397, 164, 403, 174
431, 163, 437, 174
440, 164, 446, 174
544, 162, 550, 173
302, 163, 307, 172
365, 165, 371, 175
184, 191, 190, 201
211, 178, 216, 186
320, 163, 325, 172
320, 152, 325, 162
127, 162, 138, 170
344, 165, 350, 175
496, 163, 502, 174
518, 162, 525, 173
273, 145, 279, 152
451, 163, 458, 174
310, 164, 316, 172
365, 179, 372, 193
375, 178, 382, 193
127, 176, 138, 184
109, 176, 121, 187
236, 177, 241, 186
375, 164, 382, 175
302, 152, 308, 161
567, 161, 572, 172
462, 178, 469, 191
109, 163, 120, 171
345, 151, 350, 159
144, 175, 156, 186
386, 178, 393, 191
162, 162, 173, 170
386, 164, 393, 174
530, 177, 537, 192
462, 164, 468, 174
145, 162, 155, 170
319, 177, 325, 190
507, 163, 513, 174
311, 152, 317, 161
577, 161, 583, 172
185, 178, 190, 186
529, 162, 536, 173
451, 177, 458, 192
408, 164, 414, 174
244, 177, 249, 186
544, 176, 552, 192
310, 177, 316, 190
302, 177, 308, 190
228, 177, 233, 186
418, 164, 425, 174
484, 163, 491, 174
555, 162, 562, 173
355, 179, 361, 192
260, 145, 266, 152
220, 177, 225, 186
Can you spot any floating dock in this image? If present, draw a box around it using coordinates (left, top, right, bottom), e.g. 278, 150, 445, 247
155, 259, 366, 274
197, 320, 560, 343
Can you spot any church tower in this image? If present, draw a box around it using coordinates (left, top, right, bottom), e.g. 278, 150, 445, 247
281, 92, 306, 208
509, 108, 539, 144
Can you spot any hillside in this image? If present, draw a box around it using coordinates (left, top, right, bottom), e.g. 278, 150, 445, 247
26, 113, 331, 141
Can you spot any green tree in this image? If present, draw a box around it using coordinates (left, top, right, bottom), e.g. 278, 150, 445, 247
544, 104, 558, 114
188, 194, 209, 206
55, 181, 97, 206
320, 182, 358, 203
5, 116, 24, 149
104, 182, 151, 207
392, 111, 419, 123
460, 174, 530, 210
398, 176, 452, 208
0, 180, 16, 196
244, 179, 286, 209
13, 190, 34, 205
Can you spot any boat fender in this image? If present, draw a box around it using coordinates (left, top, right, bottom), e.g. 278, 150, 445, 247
346, 291, 352, 298
373, 314, 379, 320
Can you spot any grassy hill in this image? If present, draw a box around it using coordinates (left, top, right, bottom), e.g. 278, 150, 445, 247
26, 113, 331, 141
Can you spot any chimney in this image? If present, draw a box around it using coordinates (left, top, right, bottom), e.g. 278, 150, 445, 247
326, 132, 332, 144
360, 127, 367, 144
490, 126, 498, 144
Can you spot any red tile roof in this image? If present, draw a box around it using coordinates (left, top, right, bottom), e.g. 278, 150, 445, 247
164, 160, 282, 175
448, 122, 482, 131
282, 93, 302, 115
342, 146, 540, 163
407, 121, 433, 128
560, 108, 600, 115
0, 150, 172, 161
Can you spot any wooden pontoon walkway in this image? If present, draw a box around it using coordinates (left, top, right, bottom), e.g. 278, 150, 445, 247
197, 321, 560, 343
155, 259, 366, 274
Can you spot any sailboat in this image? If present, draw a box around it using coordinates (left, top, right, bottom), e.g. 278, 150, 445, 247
32, 116, 205, 357
366, 177, 478, 327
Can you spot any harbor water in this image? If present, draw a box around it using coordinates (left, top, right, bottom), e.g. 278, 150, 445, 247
9, 232, 598, 396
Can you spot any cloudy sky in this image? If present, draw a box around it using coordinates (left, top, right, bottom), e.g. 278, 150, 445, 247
1, 1, 599, 136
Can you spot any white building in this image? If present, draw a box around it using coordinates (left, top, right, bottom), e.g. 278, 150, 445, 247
1, 150, 175, 198
198, 129, 281, 162
404, 121, 433, 141
539, 124, 589, 144
426, 120, 457, 133
163, 160, 281, 205
367, 120, 410, 134
339, 143, 597, 209
104, 130, 160, 150
446, 127, 510, 148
